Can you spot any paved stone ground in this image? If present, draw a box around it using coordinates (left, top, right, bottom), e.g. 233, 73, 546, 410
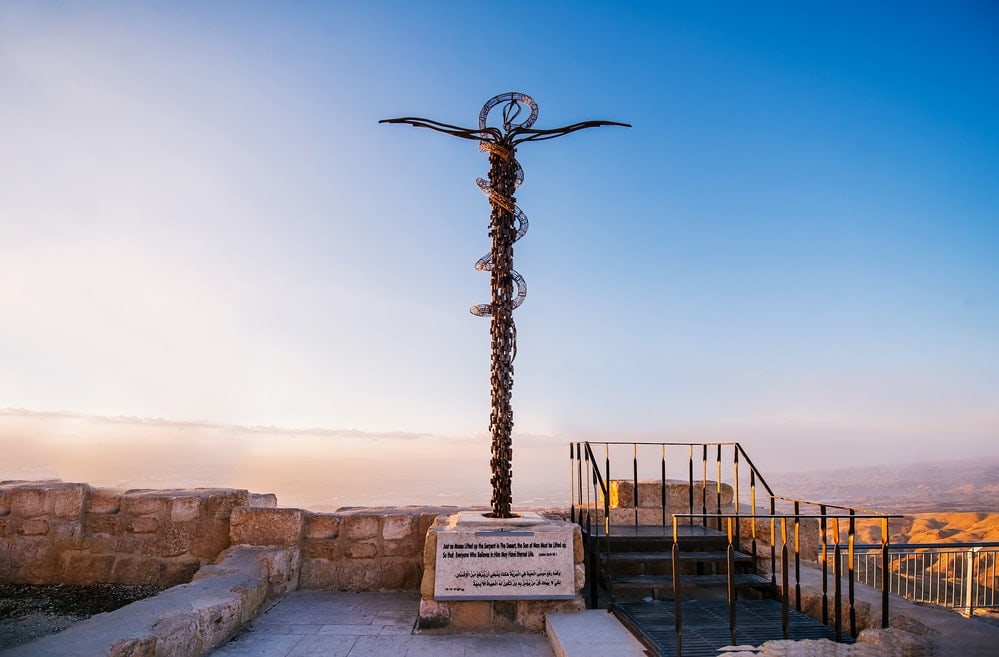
209, 591, 556, 657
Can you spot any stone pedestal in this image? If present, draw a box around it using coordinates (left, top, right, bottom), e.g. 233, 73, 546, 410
417, 511, 585, 632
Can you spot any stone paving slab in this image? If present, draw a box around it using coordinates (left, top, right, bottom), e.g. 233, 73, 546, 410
209, 591, 556, 657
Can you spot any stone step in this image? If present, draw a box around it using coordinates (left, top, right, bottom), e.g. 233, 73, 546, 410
546, 609, 647, 657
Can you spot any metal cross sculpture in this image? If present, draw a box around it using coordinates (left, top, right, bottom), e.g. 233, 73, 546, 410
381, 93, 629, 518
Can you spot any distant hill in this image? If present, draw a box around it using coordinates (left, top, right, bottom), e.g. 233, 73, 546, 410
766, 455, 999, 514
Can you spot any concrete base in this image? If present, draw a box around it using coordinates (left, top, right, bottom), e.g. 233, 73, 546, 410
417, 511, 586, 632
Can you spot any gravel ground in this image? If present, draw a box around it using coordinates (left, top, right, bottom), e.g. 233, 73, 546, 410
0, 583, 165, 650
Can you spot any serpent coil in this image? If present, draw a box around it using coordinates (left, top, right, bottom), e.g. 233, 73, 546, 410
469, 93, 534, 327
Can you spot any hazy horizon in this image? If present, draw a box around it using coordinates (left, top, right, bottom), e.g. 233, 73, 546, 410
4, 408, 997, 513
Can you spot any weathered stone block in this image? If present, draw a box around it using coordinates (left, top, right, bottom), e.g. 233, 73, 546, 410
380, 559, 421, 590
345, 541, 378, 559
201, 489, 251, 518
492, 600, 517, 627
110, 555, 164, 585
249, 493, 278, 508
161, 557, 201, 584
150, 612, 202, 657
419, 512, 445, 540
84, 513, 122, 536
449, 600, 491, 629
382, 514, 413, 540
61, 552, 116, 584
304, 513, 340, 539
127, 517, 160, 534
345, 515, 379, 540
517, 598, 585, 631
302, 538, 339, 560
229, 507, 304, 547
383, 538, 418, 557
0, 487, 11, 515
422, 529, 438, 564
256, 547, 301, 596
189, 521, 231, 560
606, 479, 734, 513
608, 507, 669, 525
170, 497, 201, 522
338, 559, 382, 590
10, 488, 46, 516
109, 636, 156, 657
122, 492, 168, 517
51, 483, 86, 519
420, 562, 436, 598
417, 598, 450, 630
0, 517, 13, 538
18, 518, 50, 536
86, 487, 122, 514
861, 629, 934, 657
192, 593, 242, 652
300, 558, 338, 589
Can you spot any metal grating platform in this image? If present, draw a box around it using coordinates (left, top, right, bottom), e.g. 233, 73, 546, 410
613, 599, 853, 657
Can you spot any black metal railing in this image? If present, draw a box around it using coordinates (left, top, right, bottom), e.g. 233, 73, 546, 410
841, 541, 999, 616
569, 440, 910, 648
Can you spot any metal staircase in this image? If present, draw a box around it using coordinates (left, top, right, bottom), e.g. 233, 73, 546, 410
570, 441, 899, 657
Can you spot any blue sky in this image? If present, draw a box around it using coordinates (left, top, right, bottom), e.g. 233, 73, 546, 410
1, 1, 997, 470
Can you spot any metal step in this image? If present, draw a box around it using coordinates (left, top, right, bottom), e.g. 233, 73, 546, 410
602, 550, 754, 564
609, 573, 772, 590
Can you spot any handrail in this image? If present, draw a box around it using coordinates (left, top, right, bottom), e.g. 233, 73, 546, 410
673, 512, 901, 643
838, 540, 999, 615
850, 541, 999, 550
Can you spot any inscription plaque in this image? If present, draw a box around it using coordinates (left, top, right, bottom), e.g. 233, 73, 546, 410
434, 525, 575, 600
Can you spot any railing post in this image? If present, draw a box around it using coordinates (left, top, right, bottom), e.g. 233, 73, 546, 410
586, 512, 598, 609
794, 501, 801, 612
881, 516, 889, 628
570, 443, 576, 523
701, 444, 708, 527
583, 444, 589, 508
632, 443, 639, 527
733, 447, 741, 548
728, 517, 737, 645
750, 469, 758, 565
604, 444, 611, 537
849, 510, 856, 637
781, 517, 789, 639
673, 516, 683, 657
833, 517, 842, 642
687, 445, 694, 525
769, 498, 777, 590
821, 505, 829, 626
715, 444, 722, 531
660, 444, 667, 527
965, 547, 977, 617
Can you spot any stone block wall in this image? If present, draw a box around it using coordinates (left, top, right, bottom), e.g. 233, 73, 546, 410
1, 481, 455, 593
228, 506, 447, 591
0, 481, 258, 586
